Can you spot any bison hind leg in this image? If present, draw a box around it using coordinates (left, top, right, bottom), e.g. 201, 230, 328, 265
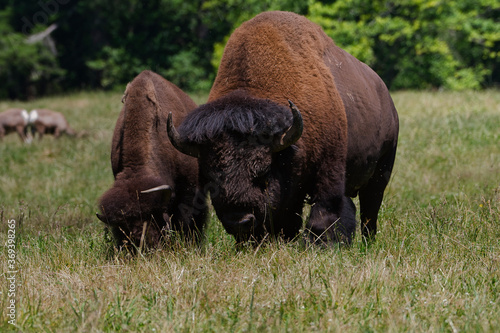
359, 147, 397, 240
340, 196, 357, 244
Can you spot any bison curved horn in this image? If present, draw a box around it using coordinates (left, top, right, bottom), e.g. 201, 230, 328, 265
140, 184, 172, 194
271, 100, 304, 152
141, 184, 173, 204
166, 113, 200, 158
96, 213, 106, 222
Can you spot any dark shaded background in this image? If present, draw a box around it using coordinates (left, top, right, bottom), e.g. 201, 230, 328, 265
0, 0, 498, 100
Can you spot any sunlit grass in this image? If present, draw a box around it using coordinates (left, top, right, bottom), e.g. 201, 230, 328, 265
0, 90, 499, 332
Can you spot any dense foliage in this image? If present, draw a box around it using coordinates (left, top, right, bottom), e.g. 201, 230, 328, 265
0, 8, 64, 99
309, 0, 500, 90
0, 0, 498, 99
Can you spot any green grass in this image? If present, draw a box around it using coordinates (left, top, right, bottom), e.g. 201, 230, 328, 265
1, 90, 499, 332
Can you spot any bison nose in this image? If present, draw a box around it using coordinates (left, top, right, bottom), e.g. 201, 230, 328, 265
221, 213, 256, 236
239, 214, 255, 227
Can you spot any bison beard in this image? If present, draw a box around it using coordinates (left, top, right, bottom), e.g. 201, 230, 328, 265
168, 11, 399, 246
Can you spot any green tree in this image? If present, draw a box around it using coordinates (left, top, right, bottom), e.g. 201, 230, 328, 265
82, 0, 307, 91
308, 0, 500, 89
206, 0, 308, 70
0, 8, 64, 99
1, 0, 499, 99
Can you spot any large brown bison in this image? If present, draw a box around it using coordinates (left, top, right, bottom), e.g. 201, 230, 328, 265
0, 108, 30, 142
97, 70, 207, 249
168, 12, 399, 245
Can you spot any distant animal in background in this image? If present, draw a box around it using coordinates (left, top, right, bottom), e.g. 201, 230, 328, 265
29, 109, 76, 139
0, 108, 30, 143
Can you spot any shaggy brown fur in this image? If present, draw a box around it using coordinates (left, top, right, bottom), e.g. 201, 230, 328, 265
0, 108, 29, 142
97, 70, 207, 249
171, 11, 398, 245
30, 109, 76, 139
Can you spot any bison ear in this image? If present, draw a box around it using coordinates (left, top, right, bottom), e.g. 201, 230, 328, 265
271, 100, 303, 152
122, 82, 131, 103
141, 185, 173, 203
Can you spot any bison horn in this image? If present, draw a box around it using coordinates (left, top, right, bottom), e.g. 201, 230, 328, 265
96, 213, 106, 223
141, 185, 173, 203
271, 100, 303, 152
166, 113, 200, 158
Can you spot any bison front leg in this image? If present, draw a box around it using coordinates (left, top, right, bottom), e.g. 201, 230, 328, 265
173, 188, 209, 243
278, 210, 303, 241
265, 203, 303, 242
306, 194, 356, 246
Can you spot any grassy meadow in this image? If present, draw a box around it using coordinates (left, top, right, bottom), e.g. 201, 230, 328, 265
0, 90, 499, 332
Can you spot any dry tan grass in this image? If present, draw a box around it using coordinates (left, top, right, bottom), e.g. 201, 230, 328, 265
1, 90, 499, 331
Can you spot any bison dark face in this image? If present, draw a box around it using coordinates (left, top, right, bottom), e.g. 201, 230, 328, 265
167, 93, 303, 242
198, 136, 275, 241
97, 182, 173, 249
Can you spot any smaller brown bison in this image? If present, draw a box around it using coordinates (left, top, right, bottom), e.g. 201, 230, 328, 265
0, 108, 30, 142
29, 109, 76, 139
97, 70, 207, 249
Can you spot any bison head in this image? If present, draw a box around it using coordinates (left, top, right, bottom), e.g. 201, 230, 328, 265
167, 92, 303, 242
97, 179, 173, 249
